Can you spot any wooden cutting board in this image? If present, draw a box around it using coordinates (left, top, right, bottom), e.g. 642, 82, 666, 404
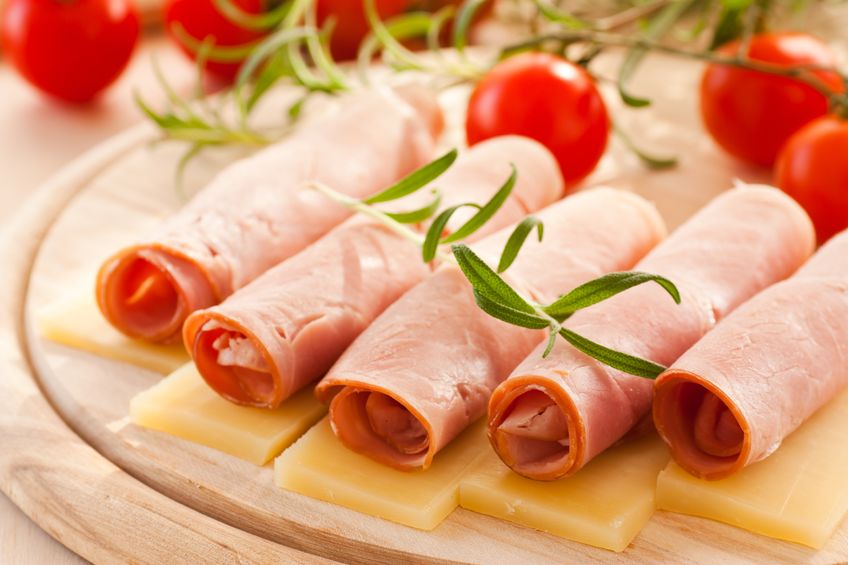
1, 53, 846, 564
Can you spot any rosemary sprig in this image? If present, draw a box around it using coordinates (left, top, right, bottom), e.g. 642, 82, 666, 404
142, 0, 848, 186
306, 149, 680, 378
616, 0, 695, 108
310, 150, 526, 263
452, 243, 680, 377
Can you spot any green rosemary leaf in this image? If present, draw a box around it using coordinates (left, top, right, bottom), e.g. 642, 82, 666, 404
357, 13, 433, 84
534, 0, 588, 29
212, 0, 290, 30
428, 6, 456, 52
710, 0, 752, 49
385, 190, 443, 224
619, 89, 652, 108
171, 22, 264, 62
304, 6, 349, 88
472, 290, 551, 330
192, 37, 215, 102
613, 123, 678, 170
541, 326, 559, 358
364, 0, 429, 72
246, 50, 294, 114
451, 243, 537, 314
364, 149, 458, 204
559, 328, 667, 379
617, 0, 694, 108
453, 0, 488, 53
288, 94, 309, 119
234, 27, 316, 93
441, 164, 516, 243
422, 204, 477, 261
150, 54, 207, 124
543, 271, 681, 321
497, 216, 544, 273
286, 40, 328, 90
135, 93, 183, 130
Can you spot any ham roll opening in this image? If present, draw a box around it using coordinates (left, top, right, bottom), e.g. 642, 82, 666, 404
653, 375, 749, 478
655, 229, 848, 480
331, 388, 433, 469
183, 136, 564, 408
489, 383, 575, 477
316, 188, 667, 471
97, 246, 217, 343
488, 186, 815, 480
97, 86, 441, 343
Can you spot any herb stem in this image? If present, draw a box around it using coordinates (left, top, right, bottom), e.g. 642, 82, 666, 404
308, 180, 454, 263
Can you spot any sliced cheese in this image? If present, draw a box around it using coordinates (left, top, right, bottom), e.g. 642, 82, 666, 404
130, 364, 326, 465
460, 433, 669, 552
275, 418, 489, 530
37, 290, 188, 374
656, 388, 848, 549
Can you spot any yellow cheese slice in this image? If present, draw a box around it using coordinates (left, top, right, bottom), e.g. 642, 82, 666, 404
130, 364, 327, 465
459, 433, 669, 552
36, 290, 189, 374
656, 388, 848, 549
275, 418, 489, 530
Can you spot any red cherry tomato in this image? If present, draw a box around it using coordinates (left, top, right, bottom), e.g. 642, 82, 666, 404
775, 115, 848, 243
700, 32, 843, 167
316, 0, 408, 61
1, 0, 139, 103
164, 0, 266, 82
465, 52, 610, 188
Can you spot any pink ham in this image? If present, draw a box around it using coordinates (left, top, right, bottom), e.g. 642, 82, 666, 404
654, 227, 848, 480
315, 188, 667, 470
487, 187, 814, 480
96, 86, 441, 343
182, 136, 564, 408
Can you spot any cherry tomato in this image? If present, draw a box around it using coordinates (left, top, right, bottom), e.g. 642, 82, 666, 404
465, 52, 610, 187
164, 0, 267, 82
700, 32, 843, 167
1, 0, 139, 103
316, 0, 408, 61
775, 115, 848, 243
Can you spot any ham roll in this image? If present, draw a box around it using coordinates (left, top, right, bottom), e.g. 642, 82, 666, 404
96, 86, 441, 343
315, 188, 667, 470
654, 227, 848, 480
487, 186, 815, 480
183, 136, 564, 408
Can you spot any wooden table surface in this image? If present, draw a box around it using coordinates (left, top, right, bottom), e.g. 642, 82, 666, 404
0, 31, 195, 564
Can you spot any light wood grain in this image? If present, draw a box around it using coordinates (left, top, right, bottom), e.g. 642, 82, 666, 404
0, 493, 86, 565
3, 52, 847, 563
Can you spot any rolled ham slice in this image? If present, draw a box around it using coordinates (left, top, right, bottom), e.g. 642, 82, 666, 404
183, 136, 564, 408
315, 188, 667, 470
96, 86, 441, 343
653, 227, 848, 480
487, 186, 815, 480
